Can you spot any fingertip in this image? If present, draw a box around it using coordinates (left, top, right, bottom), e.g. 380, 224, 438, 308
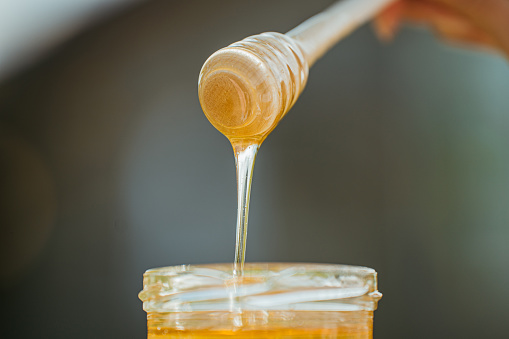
373, 21, 395, 43
374, 1, 404, 43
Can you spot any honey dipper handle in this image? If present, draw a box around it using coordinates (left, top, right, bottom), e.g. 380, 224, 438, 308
287, 0, 396, 66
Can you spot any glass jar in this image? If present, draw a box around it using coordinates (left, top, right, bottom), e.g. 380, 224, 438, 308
138, 263, 382, 338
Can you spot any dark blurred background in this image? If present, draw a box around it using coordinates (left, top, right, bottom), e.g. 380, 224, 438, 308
1, 0, 509, 338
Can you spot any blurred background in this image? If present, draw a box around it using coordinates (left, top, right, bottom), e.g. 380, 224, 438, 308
1, 0, 509, 338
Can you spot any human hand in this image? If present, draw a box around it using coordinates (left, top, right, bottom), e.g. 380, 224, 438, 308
374, 0, 509, 57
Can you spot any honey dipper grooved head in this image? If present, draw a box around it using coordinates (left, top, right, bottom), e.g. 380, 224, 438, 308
198, 32, 309, 144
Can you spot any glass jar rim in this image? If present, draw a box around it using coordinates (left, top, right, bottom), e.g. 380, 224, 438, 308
139, 262, 382, 313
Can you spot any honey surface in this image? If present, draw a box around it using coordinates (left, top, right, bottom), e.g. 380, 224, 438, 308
147, 310, 373, 339
148, 327, 371, 338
